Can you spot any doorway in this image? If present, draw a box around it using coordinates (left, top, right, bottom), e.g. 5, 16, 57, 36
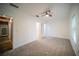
36, 22, 47, 40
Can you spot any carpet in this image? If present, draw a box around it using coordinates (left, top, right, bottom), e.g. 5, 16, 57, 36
2, 37, 75, 56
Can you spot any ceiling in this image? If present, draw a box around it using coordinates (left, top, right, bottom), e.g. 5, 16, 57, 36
0, 3, 72, 23
12, 3, 72, 22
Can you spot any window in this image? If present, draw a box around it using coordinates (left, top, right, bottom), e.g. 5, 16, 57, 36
71, 15, 77, 43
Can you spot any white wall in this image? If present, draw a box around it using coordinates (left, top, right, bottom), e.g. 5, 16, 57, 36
46, 21, 70, 39
43, 4, 71, 39
0, 4, 37, 49
69, 4, 79, 55
36, 22, 42, 40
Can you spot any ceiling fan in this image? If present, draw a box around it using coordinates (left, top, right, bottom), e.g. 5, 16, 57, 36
36, 10, 52, 17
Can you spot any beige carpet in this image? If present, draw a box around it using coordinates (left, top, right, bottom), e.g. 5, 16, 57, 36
2, 37, 75, 56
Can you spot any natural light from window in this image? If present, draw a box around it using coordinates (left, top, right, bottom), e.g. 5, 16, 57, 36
71, 15, 77, 43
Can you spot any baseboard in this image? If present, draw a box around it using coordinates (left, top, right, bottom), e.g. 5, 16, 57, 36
13, 39, 36, 49
43, 36, 70, 40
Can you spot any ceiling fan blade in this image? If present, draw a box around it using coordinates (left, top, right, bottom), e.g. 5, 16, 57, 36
49, 14, 52, 17
36, 15, 39, 17
9, 3, 19, 8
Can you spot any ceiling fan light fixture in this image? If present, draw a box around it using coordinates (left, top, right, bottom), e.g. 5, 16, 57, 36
45, 14, 49, 17
36, 10, 52, 17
